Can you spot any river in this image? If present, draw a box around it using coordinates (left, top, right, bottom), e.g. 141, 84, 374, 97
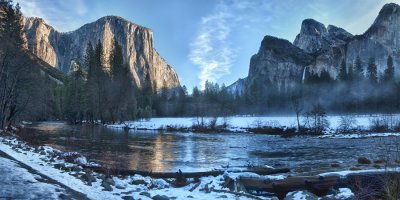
20, 122, 400, 174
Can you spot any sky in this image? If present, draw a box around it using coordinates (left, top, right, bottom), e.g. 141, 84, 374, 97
16, 0, 399, 90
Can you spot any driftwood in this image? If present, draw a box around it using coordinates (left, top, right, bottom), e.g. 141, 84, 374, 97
237, 171, 400, 198
239, 175, 340, 197
82, 166, 290, 178
189, 182, 201, 192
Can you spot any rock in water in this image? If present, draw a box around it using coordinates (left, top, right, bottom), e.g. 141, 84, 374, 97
357, 156, 371, 164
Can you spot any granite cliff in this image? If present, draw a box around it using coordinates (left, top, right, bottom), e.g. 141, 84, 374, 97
22, 16, 180, 91
229, 3, 400, 94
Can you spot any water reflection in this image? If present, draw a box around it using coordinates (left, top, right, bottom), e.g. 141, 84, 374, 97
20, 122, 400, 173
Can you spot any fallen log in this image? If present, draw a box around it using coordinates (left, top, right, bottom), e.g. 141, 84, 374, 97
238, 171, 400, 198
82, 165, 290, 178
239, 175, 340, 197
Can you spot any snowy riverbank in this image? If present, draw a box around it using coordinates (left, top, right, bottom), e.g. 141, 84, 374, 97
105, 114, 400, 136
0, 134, 363, 200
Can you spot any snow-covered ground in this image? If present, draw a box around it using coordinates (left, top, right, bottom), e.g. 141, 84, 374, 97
105, 114, 400, 135
320, 132, 400, 139
0, 155, 66, 199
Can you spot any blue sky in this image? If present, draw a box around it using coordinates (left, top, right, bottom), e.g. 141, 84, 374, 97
17, 0, 398, 90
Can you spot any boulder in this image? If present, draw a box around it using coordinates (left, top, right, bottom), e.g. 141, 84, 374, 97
81, 172, 96, 185
139, 192, 151, 198
152, 195, 169, 200
101, 181, 113, 191
284, 190, 318, 200
357, 157, 371, 164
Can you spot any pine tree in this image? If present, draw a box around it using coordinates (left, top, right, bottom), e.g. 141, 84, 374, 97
338, 59, 348, 81
347, 64, 354, 82
108, 38, 136, 122
0, 1, 48, 128
138, 73, 153, 119
0, 1, 23, 47
354, 56, 363, 80
383, 55, 394, 82
110, 38, 124, 80
367, 57, 378, 84
84, 42, 97, 121
64, 65, 85, 123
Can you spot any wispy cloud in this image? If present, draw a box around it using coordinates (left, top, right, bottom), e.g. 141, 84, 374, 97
189, 0, 272, 89
16, 0, 88, 32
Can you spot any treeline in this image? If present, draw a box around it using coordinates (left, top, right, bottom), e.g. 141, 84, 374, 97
154, 81, 236, 117
244, 54, 400, 114
0, 1, 57, 130
59, 51, 398, 122
55, 39, 156, 124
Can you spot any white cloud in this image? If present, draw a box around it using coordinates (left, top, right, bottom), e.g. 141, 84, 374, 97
17, 0, 45, 19
16, 0, 88, 32
189, 0, 272, 89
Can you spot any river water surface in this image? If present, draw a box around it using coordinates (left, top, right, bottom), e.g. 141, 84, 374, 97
22, 122, 400, 174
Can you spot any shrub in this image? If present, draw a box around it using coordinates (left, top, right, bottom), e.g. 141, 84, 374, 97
370, 117, 389, 132
337, 115, 357, 133
303, 103, 329, 135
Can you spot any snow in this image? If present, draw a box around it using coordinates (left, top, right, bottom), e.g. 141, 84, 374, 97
321, 188, 354, 199
224, 171, 286, 180
105, 114, 400, 137
0, 156, 64, 199
336, 188, 354, 199
319, 167, 400, 177
0, 138, 118, 200
286, 191, 308, 200
320, 132, 400, 139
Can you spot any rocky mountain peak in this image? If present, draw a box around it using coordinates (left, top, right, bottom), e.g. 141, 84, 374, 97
377, 3, 400, 19
364, 3, 400, 40
260, 35, 314, 66
294, 19, 352, 54
299, 19, 327, 36
326, 25, 352, 41
294, 19, 329, 53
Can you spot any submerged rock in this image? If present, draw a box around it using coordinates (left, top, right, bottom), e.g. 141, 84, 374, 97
357, 157, 371, 164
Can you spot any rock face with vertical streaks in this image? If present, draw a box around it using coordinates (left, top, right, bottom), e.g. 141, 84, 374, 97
22, 16, 180, 91
228, 3, 400, 95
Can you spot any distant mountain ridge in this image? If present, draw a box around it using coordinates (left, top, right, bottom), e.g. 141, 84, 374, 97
22, 15, 181, 91
228, 3, 400, 95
